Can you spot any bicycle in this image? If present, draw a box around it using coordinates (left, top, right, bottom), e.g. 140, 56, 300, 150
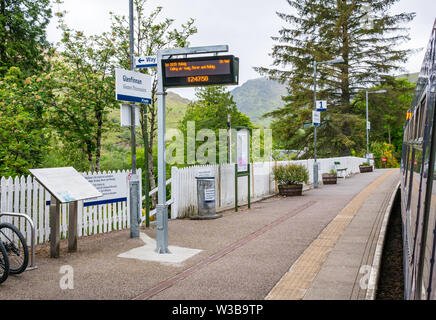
0, 222, 29, 275
0, 241, 9, 284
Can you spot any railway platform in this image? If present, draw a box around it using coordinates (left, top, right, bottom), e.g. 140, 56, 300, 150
0, 168, 400, 300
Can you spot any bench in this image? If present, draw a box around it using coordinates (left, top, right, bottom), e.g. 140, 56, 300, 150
334, 161, 348, 179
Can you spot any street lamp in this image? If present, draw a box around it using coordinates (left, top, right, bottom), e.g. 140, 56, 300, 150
313, 57, 344, 188
365, 90, 387, 163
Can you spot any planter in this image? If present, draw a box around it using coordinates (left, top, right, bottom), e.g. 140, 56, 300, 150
322, 173, 337, 185
359, 165, 373, 173
278, 184, 303, 196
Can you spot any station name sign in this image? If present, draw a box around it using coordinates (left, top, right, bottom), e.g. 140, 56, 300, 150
162, 55, 239, 88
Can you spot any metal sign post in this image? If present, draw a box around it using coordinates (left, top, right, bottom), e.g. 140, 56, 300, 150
155, 44, 233, 254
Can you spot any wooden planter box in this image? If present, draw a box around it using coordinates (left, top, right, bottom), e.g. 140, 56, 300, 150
359, 165, 373, 173
322, 174, 337, 185
278, 184, 303, 196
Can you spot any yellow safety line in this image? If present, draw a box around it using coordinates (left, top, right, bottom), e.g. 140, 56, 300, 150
265, 169, 398, 300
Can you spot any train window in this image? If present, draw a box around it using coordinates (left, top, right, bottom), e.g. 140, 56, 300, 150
407, 148, 415, 211
410, 112, 417, 140
404, 145, 410, 180
420, 97, 428, 139
416, 109, 421, 140
414, 149, 423, 174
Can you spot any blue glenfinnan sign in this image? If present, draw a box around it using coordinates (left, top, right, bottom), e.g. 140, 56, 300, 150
115, 68, 152, 104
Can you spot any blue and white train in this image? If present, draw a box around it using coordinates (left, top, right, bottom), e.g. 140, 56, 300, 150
401, 19, 436, 300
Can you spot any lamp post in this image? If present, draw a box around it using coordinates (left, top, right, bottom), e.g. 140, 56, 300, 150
365, 90, 387, 162
313, 57, 344, 188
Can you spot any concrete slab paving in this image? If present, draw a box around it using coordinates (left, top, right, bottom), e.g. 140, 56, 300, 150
0, 168, 397, 300
304, 169, 400, 300
117, 233, 202, 266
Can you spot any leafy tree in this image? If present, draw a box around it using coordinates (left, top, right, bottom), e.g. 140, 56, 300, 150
370, 141, 399, 168
179, 86, 252, 165
0, 67, 53, 176
110, 0, 197, 194
0, 0, 52, 77
256, 0, 415, 157
48, 8, 118, 172
352, 78, 415, 155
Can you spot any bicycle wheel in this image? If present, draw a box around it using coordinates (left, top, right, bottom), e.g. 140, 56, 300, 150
0, 241, 9, 284
0, 223, 28, 274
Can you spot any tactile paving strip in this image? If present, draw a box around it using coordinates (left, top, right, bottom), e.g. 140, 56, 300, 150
265, 169, 397, 300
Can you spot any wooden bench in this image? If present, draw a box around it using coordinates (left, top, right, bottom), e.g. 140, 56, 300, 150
334, 161, 348, 179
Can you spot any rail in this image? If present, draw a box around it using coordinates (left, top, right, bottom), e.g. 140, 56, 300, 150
141, 178, 173, 219
0, 212, 37, 270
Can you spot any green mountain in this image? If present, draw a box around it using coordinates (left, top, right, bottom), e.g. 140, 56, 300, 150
166, 91, 191, 129
230, 78, 287, 127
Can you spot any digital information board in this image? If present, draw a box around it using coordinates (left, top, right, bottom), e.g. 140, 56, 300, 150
162, 55, 239, 88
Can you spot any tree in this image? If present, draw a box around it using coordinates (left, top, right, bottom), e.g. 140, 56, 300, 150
256, 0, 415, 157
110, 0, 197, 194
0, 67, 53, 176
352, 78, 415, 155
179, 86, 252, 165
0, 0, 52, 77
48, 9, 118, 172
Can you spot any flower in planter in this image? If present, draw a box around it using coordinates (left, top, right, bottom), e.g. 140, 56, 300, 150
273, 163, 309, 186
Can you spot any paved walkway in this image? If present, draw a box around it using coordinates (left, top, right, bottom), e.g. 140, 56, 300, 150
0, 169, 399, 300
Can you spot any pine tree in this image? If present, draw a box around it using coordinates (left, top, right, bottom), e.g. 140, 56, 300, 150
256, 0, 415, 157
0, 0, 52, 77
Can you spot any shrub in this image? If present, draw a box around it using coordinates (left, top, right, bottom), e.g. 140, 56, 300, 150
273, 163, 309, 185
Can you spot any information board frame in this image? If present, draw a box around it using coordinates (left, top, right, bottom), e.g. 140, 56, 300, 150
161, 55, 239, 88
29, 167, 102, 203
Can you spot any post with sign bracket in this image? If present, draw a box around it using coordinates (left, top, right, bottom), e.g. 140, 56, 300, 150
155, 45, 238, 254
312, 111, 321, 188
115, 67, 152, 238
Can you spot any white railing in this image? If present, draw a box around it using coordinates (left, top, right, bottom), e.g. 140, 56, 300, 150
0, 169, 141, 245
0, 157, 366, 243
141, 177, 173, 220
170, 157, 367, 219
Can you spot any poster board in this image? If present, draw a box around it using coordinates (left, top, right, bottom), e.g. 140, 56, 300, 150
236, 128, 250, 173
29, 167, 102, 203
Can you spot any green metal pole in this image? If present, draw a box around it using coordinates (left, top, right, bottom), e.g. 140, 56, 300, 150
235, 163, 238, 212
248, 164, 251, 209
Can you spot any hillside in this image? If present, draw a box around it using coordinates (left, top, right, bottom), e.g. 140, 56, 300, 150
230, 78, 287, 127
166, 91, 191, 129
100, 91, 191, 169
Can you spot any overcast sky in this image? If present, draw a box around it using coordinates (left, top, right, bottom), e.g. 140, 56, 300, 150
46, 0, 436, 100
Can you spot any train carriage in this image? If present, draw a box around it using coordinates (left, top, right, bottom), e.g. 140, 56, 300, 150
401, 19, 436, 300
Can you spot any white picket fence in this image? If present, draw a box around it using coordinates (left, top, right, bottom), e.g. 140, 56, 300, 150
170, 157, 367, 218
0, 157, 366, 244
0, 169, 141, 245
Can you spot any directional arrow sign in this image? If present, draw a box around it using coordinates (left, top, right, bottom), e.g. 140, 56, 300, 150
115, 68, 152, 104
135, 55, 157, 68
316, 100, 327, 111
313, 111, 321, 126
